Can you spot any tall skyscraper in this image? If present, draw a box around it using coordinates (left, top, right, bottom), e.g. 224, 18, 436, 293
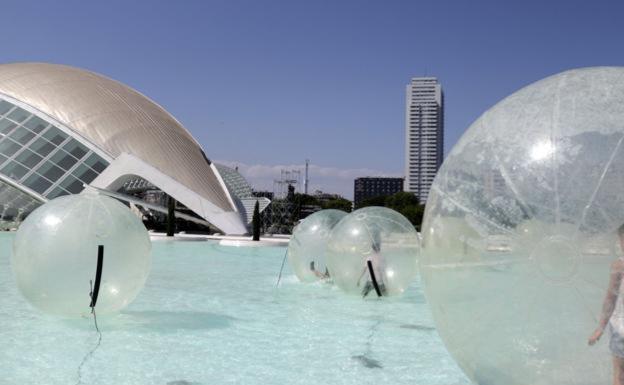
404, 77, 444, 204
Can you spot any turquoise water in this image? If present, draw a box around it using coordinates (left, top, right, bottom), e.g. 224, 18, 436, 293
0, 233, 468, 385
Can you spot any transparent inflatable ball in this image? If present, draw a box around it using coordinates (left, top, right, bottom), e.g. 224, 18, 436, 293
12, 193, 151, 317
420, 67, 624, 385
326, 206, 420, 297
287, 209, 347, 282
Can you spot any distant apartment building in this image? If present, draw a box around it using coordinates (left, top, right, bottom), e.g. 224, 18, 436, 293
354, 177, 404, 207
405, 77, 444, 204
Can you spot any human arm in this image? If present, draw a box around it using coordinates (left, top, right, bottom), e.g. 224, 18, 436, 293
310, 261, 325, 278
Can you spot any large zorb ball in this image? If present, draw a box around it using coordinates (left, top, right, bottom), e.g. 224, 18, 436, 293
287, 209, 347, 282
12, 193, 151, 317
326, 206, 419, 297
421, 67, 624, 385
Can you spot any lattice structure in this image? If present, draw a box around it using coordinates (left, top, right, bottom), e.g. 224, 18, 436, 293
261, 199, 297, 234
273, 169, 301, 199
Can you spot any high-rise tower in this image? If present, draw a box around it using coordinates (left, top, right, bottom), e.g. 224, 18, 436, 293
404, 77, 444, 204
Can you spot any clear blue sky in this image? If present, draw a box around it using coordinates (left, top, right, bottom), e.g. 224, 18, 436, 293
1, 0, 623, 197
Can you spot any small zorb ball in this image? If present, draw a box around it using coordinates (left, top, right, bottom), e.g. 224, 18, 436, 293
325, 206, 420, 297
420, 67, 624, 385
287, 209, 347, 282
12, 193, 151, 317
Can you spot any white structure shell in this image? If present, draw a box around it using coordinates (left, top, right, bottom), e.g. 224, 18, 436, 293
0, 62, 247, 234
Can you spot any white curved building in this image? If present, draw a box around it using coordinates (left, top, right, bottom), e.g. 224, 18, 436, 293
0, 62, 247, 234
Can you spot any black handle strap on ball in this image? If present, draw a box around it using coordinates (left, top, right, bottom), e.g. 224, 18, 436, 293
90, 245, 104, 309
367, 260, 382, 297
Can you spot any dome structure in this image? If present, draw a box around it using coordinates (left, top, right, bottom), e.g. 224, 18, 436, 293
214, 163, 270, 225
0, 62, 246, 234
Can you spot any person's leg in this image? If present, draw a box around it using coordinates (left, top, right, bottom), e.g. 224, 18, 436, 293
361, 281, 373, 297
615, 356, 624, 385
611, 327, 624, 385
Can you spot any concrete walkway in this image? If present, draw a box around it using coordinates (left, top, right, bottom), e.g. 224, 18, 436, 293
149, 232, 289, 247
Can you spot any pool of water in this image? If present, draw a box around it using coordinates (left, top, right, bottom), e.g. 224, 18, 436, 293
0, 232, 468, 385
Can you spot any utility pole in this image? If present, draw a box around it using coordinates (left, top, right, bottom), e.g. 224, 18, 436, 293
304, 159, 309, 195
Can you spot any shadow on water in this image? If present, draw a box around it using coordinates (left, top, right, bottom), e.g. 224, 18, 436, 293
351, 354, 383, 369
399, 324, 436, 332
166, 380, 203, 385
63, 311, 236, 332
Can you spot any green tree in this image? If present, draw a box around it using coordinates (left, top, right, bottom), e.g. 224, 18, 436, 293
252, 200, 261, 241
357, 192, 424, 230
398, 205, 425, 230
321, 197, 352, 212
357, 195, 388, 209
166, 195, 175, 237
292, 193, 320, 206
385, 191, 420, 211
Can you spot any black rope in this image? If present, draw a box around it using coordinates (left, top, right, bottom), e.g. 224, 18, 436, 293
365, 319, 382, 353
75, 245, 104, 385
275, 248, 288, 288
352, 318, 383, 369
75, 281, 103, 385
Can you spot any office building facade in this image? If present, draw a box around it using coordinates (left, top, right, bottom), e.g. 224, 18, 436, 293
404, 77, 444, 203
353, 177, 404, 207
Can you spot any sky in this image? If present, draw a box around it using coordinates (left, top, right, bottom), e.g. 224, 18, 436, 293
0, 0, 623, 198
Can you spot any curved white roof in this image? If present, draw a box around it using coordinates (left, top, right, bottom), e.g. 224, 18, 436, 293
0, 62, 235, 212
